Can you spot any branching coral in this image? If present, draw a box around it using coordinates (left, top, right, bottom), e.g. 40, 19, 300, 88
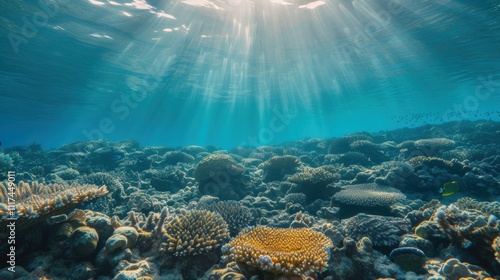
162, 209, 229, 256
432, 204, 499, 249
224, 226, 332, 277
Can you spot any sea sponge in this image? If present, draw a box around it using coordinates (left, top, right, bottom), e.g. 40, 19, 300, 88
163, 210, 229, 256
332, 183, 406, 208
224, 227, 332, 277
258, 155, 301, 182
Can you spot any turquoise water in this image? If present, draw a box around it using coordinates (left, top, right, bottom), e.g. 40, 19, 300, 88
1, 0, 499, 148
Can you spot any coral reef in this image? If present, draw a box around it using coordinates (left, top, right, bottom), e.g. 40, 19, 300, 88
224, 226, 332, 277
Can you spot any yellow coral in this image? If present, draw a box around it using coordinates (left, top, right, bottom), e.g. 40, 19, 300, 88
492, 236, 500, 263
225, 227, 332, 277
163, 210, 229, 256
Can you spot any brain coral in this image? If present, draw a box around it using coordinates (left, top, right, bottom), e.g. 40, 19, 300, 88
332, 183, 406, 207
163, 210, 229, 256
225, 227, 332, 277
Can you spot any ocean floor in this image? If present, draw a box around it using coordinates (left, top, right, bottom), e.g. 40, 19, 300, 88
1, 120, 500, 280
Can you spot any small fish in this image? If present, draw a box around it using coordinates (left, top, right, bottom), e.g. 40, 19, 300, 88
440, 181, 460, 196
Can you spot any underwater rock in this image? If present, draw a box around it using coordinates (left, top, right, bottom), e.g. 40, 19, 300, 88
389, 247, 427, 273
70, 226, 99, 259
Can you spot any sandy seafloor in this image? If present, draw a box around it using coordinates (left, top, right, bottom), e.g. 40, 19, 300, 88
1, 120, 499, 280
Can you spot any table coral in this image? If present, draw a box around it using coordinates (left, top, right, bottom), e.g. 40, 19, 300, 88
332, 183, 406, 208
0, 181, 108, 236
224, 226, 332, 277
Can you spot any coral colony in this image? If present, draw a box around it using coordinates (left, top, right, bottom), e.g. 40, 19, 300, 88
0, 120, 499, 279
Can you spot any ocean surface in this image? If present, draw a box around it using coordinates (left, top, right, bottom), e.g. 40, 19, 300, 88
0, 0, 499, 148
1, 1, 500, 280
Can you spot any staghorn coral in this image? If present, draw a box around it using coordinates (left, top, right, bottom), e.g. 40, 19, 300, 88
343, 213, 411, 247
0, 181, 108, 219
162, 209, 229, 257
332, 183, 406, 208
196, 200, 253, 236
224, 226, 332, 277
258, 155, 301, 182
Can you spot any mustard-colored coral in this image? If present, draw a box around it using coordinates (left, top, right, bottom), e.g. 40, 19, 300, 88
163, 209, 229, 256
225, 227, 332, 277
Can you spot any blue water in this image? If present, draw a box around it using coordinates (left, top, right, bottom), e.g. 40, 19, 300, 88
1, 0, 499, 149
